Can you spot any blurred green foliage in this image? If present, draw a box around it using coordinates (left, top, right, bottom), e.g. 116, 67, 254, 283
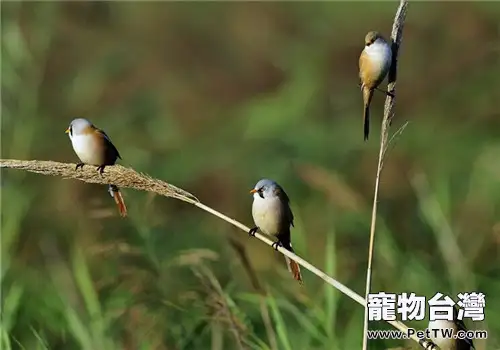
1, 2, 500, 350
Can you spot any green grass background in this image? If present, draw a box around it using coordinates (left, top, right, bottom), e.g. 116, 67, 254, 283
1, 2, 499, 349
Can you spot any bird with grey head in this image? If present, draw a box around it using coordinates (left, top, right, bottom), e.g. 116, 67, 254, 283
427, 305, 475, 350
65, 118, 127, 217
248, 179, 302, 284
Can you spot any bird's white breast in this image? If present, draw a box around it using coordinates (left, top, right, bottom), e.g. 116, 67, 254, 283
252, 194, 283, 236
364, 40, 392, 74
69, 133, 101, 165
427, 319, 456, 349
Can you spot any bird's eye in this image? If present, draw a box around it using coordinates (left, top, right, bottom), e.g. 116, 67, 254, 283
69, 127, 73, 136
258, 187, 264, 199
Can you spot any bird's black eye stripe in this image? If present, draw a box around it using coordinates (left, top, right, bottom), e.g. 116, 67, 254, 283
258, 187, 264, 198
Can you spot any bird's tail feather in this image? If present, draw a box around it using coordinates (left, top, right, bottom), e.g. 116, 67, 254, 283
284, 244, 303, 284
284, 256, 303, 284
363, 106, 370, 141
108, 184, 127, 217
362, 86, 373, 141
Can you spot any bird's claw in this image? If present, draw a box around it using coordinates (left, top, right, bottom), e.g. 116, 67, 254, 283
96, 165, 105, 175
75, 163, 85, 171
375, 87, 395, 98
271, 241, 282, 251
248, 227, 258, 237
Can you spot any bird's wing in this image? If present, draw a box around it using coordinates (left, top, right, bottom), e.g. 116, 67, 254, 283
95, 128, 122, 160
359, 50, 368, 84
453, 306, 475, 349
287, 201, 294, 228
456, 319, 475, 349
275, 186, 294, 227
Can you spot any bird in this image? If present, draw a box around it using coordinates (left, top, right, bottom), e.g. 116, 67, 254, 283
358, 30, 392, 141
65, 118, 127, 217
248, 179, 303, 284
427, 305, 475, 350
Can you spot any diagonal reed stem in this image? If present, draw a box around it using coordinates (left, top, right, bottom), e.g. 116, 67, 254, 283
0, 158, 438, 349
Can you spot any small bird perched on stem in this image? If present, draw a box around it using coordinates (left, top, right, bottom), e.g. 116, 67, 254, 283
358, 30, 392, 141
65, 118, 127, 217
427, 305, 475, 350
248, 179, 303, 284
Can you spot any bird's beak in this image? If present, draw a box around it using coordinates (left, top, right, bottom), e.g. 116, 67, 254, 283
249, 189, 257, 194
65, 128, 70, 134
